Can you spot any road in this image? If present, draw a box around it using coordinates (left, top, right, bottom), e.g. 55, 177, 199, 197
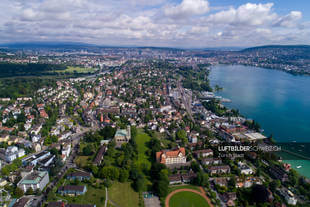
105, 187, 108, 207
177, 78, 195, 123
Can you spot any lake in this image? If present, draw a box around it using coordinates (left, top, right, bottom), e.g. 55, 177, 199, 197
209, 65, 310, 177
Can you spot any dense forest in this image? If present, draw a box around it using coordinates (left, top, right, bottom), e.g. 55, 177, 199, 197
0, 63, 66, 78
0, 78, 57, 98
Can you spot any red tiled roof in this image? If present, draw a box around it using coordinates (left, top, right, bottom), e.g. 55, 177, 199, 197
156, 147, 186, 164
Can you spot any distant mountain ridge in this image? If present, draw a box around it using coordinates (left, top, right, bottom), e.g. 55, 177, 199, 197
1, 42, 309, 51
241, 45, 310, 52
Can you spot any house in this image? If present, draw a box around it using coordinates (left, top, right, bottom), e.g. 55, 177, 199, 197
67, 171, 91, 181
201, 157, 222, 166
213, 177, 228, 187
17, 171, 49, 192
40, 110, 49, 119
32, 135, 41, 143
47, 202, 65, 207
168, 174, 182, 185
33, 143, 42, 152
193, 149, 213, 158
60, 131, 72, 140
181, 171, 196, 183
114, 126, 131, 148
221, 192, 237, 207
208, 165, 231, 175
61, 143, 71, 162
93, 145, 107, 166
156, 147, 186, 165
0, 134, 9, 143
0, 146, 25, 162
278, 188, 297, 205
31, 124, 42, 135
269, 166, 288, 182
238, 162, 254, 175
58, 185, 87, 196
236, 177, 262, 188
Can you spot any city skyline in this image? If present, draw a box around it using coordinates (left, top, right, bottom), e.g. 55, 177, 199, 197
0, 0, 309, 48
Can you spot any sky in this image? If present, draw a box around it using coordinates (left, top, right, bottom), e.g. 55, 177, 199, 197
0, 0, 309, 48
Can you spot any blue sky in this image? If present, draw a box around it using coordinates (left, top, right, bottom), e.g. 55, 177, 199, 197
0, 0, 309, 48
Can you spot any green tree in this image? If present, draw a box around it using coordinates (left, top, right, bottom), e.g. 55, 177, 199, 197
14, 187, 24, 198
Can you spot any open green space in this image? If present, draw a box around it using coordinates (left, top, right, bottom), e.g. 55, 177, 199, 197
75, 155, 91, 168
55, 66, 98, 73
169, 191, 210, 207
135, 130, 152, 169
108, 182, 139, 207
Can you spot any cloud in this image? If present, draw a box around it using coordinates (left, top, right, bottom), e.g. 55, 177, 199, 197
0, 0, 308, 47
164, 0, 209, 19
274, 11, 302, 27
207, 3, 277, 26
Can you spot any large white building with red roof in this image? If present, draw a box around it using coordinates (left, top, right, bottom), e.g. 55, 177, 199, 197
156, 147, 186, 165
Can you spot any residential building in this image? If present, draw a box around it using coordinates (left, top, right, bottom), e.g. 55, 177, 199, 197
67, 171, 91, 181
58, 185, 87, 196
17, 171, 49, 192
193, 149, 213, 158
208, 165, 231, 175
156, 147, 186, 165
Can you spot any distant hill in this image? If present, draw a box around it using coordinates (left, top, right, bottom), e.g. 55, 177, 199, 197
241, 45, 310, 52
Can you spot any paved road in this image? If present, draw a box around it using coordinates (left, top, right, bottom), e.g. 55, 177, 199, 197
105, 187, 108, 207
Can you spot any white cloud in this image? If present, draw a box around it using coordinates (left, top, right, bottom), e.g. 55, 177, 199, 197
0, 0, 308, 47
207, 3, 277, 26
164, 0, 209, 19
274, 11, 302, 27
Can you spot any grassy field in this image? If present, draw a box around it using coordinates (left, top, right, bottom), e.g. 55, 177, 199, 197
59, 185, 106, 207
54, 66, 98, 73
108, 182, 139, 207
135, 130, 152, 170
75, 155, 91, 168
169, 191, 210, 207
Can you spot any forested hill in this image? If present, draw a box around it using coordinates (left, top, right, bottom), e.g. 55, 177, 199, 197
0, 63, 66, 78
241, 45, 310, 58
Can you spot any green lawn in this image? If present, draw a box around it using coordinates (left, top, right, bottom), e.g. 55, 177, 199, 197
135, 130, 152, 170
59, 185, 106, 207
169, 191, 210, 207
54, 66, 98, 73
108, 182, 139, 207
75, 156, 91, 168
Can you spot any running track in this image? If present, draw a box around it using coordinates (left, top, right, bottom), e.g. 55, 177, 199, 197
165, 187, 214, 207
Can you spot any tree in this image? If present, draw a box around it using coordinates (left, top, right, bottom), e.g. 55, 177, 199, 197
153, 169, 169, 198
83, 144, 93, 156
14, 187, 24, 198
176, 129, 187, 140
25, 187, 34, 195
270, 180, 281, 192
133, 176, 146, 192
119, 169, 129, 182
191, 161, 200, 173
